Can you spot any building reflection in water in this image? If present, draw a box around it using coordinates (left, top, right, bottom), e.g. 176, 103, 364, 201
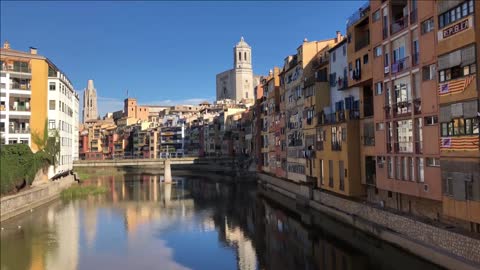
1, 169, 444, 270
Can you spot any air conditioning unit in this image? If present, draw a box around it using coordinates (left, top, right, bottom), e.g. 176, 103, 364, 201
384, 66, 390, 74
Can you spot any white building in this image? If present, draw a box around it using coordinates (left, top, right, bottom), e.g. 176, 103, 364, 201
47, 68, 79, 177
216, 37, 260, 105
325, 39, 360, 114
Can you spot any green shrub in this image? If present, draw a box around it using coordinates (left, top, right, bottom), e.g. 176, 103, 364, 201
0, 144, 40, 194
60, 185, 107, 199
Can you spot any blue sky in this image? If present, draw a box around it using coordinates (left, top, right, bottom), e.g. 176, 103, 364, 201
1, 1, 361, 115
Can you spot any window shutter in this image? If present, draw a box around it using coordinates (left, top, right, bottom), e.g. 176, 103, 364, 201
437, 54, 449, 70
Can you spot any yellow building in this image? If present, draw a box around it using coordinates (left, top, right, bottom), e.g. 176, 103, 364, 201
0, 42, 73, 152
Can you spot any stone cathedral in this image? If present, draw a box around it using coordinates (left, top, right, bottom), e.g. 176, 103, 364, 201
216, 37, 260, 105
82, 79, 98, 123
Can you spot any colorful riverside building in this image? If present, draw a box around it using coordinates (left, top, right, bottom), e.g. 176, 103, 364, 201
367, 0, 443, 220
316, 35, 365, 197
281, 36, 342, 184
1, 42, 79, 176
435, 0, 479, 231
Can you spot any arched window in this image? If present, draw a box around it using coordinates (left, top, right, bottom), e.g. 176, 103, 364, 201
244, 52, 247, 61
239, 52, 242, 61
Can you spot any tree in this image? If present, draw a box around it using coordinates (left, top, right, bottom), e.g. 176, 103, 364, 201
31, 119, 61, 168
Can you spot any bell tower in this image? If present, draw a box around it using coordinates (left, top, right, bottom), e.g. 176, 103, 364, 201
233, 37, 252, 70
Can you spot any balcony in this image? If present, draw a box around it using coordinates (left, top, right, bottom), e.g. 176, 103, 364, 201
409, 9, 417, 24
348, 109, 360, 120
413, 98, 421, 114
316, 141, 324, 151
391, 57, 409, 74
338, 111, 346, 122
9, 127, 30, 134
363, 136, 375, 146
396, 142, 413, 153
337, 76, 348, 90
415, 141, 423, 154
10, 104, 31, 112
324, 113, 336, 125
1, 65, 31, 74
331, 142, 342, 151
392, 101, 412, 117
10, 83, 31, 91
346, 2, 370, 28
412, 53, 419, 67
355, 35, 370, 52
390, 15, 408, 35
384, 105, 391, 119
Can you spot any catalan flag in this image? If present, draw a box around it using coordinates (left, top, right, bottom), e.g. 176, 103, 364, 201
440, 136, 479, 151
438, 75, 475, 96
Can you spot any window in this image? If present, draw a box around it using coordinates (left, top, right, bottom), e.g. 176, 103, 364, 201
49, 100, 55, 110
320, 160, 324, 185
49, 82, 56, 91
332, 51, 336, 63
339, 161, 345, 191
374, 46, 382, 57
342, 44, 346, 56
421, 18, 434, 34
441, 117, 479, 136
417, 157, 424, 182
375, 82, 383, 95
328, 160, 334, 187
424, 116, 438, 125
49, 120, 55, 130
363, 54, 369, 64
373, 10, 381, 22
376, 122, 385, 131
438, 0, 475, 29
422, 64, 436, 81
426, 158, 440, 167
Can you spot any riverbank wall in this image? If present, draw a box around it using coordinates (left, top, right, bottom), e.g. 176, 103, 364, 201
0, 175, 75, 222
258, 173, 480, 270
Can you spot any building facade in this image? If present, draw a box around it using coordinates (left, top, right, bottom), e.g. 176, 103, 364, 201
216, 37, 260, 105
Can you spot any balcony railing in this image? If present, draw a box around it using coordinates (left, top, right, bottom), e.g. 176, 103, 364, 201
390, 15, 409, 35
396, 142, 413, 153
324, 113, 337, 125
346, 2, 370, 28
363, 136, 375, 146
10, 104, 30, 112
10, 83, 31, 90
391, 56, 409, 74
1, 65, 31, 74
9, 127, 30, 134
348, 109, 360, 120
392, 101, 412, 117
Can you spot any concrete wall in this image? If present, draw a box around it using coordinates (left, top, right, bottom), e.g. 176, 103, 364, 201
0, 176, 74, 222
258, 173, 480, 269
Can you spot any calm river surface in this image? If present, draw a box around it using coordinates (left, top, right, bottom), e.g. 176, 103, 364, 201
1, 169, 444, 270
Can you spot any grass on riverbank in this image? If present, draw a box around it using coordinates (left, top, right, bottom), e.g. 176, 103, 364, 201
60, 185, 107, 199
74, 168, 124, 181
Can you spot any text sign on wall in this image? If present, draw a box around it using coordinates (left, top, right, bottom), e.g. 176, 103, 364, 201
442, 19, 469, 39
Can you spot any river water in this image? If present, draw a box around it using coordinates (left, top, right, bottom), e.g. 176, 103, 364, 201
0, 170, 444, 270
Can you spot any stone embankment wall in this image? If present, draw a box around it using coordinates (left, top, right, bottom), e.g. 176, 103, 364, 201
258, 173, 480, 270
1, 175, 74, 222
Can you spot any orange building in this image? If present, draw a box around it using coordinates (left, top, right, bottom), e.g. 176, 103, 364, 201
124, 98, 149, 121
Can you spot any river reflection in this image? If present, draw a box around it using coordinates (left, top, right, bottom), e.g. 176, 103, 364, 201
1, 171, 443, 270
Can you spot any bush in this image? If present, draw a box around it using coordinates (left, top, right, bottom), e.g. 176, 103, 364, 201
0, 144, 50, 195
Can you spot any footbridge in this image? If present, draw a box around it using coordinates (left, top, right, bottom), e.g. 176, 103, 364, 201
72, 157, 198, 168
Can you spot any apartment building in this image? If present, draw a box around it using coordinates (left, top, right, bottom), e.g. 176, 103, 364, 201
345, 3, 375, 199
316, 37, 364, 197
366, 0, 443, 220
1, 42, 48, 151
304, 33, 344, 186
47, 65, 80, 176
435, 0, 479, 231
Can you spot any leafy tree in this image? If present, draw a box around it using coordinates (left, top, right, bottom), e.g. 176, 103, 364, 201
31, 119, 60, 168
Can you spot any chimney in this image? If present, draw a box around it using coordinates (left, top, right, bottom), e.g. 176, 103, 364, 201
269, 69, 273, 76
303, 38, 308, 43
3, 40, 10, 49
336, 31, 342, 42
29, 47, 37, 55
